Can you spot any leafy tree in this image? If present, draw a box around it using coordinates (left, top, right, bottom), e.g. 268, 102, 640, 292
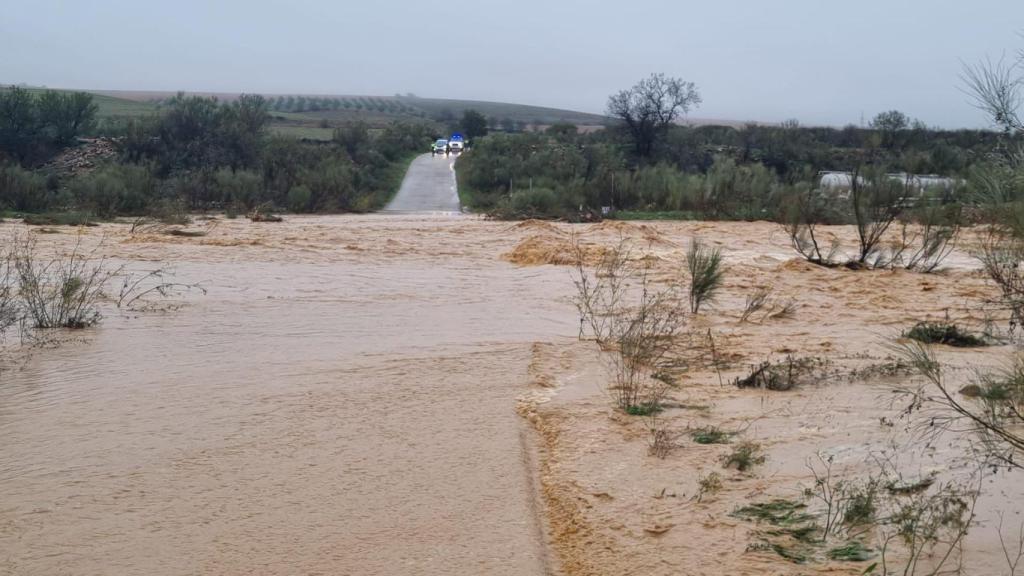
220, 94, 270, 169
0, 86, 39, 163
871, 110, 909, 149
37, 91, 97, 146
607, 73, 701, 157
460, 109, 488, 139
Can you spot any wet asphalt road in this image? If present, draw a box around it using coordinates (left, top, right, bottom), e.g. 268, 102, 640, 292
382, 153, 461, 213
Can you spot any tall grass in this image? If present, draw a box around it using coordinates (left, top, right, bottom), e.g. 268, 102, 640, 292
685, 237, 724, 313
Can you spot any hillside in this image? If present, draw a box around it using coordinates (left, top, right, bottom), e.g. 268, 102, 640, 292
1, 86, 158, 118
90, 89, 609, 132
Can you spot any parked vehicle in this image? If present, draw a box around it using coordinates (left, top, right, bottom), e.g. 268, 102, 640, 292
449, 133, 465, 154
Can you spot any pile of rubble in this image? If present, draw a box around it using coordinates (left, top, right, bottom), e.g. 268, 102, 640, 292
45, 138, 119, 177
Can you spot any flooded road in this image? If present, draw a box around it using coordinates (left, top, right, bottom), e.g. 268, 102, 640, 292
0, 216, 572, 575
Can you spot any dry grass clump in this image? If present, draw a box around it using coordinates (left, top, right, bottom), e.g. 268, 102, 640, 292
504, 234, 606, 266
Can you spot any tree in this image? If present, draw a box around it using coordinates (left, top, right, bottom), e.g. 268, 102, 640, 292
0, 86, 39, 163
870, 110, 909, 149
37, 90, 97, 145
460, 109, 488, 139
607, 73, 701, 157
220, 94, 270, 169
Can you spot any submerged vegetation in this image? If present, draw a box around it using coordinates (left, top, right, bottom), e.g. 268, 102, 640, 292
903, 321, 987, 347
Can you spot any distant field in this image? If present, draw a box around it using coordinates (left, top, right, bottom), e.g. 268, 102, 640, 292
7, 87, 611, 139
2, 86, 158, 118
91, 89, 609, 127
268, 125, 335, 141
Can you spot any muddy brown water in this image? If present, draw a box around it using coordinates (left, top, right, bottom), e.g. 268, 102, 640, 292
0, 215, 572, 575
2, 215, 1022, 576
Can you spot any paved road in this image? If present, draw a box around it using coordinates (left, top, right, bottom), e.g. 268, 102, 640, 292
382, 153, 461, 213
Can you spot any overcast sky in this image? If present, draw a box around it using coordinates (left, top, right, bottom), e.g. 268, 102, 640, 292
2, 0, 1022, 128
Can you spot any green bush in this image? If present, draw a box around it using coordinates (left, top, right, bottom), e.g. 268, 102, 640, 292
903, 321, 985, 347
287, 184, 312, 212
71, 163, 156, 217
211, 168, 263, 209
0, 163, 52, 212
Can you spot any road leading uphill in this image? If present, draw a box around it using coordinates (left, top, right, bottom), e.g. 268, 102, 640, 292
382, 153, 461, 213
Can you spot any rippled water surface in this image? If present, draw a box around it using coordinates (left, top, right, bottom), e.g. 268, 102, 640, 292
0, 215, 572, 575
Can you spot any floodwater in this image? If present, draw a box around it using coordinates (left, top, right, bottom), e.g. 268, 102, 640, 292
0, 215, 573, 576
1, 215, 1021, 576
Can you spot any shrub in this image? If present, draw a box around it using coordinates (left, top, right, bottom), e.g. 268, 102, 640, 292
903, 321, 985, 347
22, 211, 97, 226
0, 163, 52, 212
732, 357, 818, 391
571, 239, 685, 412
211, 168, 263, 209
692, 426, 733, 444
287, 184, 312, 213
685, 237, 724, 313
0, 247, 19, 335
71, 163, 156, 217
507, 187, 559, 216
12, 235, 111, 329
724, 440, 766, 471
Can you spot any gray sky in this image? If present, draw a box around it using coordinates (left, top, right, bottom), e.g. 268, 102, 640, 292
2, 0, 1022, 128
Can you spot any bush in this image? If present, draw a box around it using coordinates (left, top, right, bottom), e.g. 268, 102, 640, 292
71, 163, 156, 217
685, 237, 724, 313
692, 426, 733, 444
22, 211, 97, 226
508, 187, 559, 216
903, 321, 985, 347
723, 440, 766, 471
211, 168, 263, 209
0, 163, 52, 212
12, 235, 110, 329
287, 184, 312, 213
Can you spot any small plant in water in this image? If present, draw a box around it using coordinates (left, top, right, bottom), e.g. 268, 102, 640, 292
692, 426, 733, 444
724, 440, 766, 472
903, 321, 986, 347
685, 237, 724, 314
696, 471, 723, 502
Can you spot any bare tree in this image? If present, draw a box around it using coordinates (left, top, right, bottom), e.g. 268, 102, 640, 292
607, 73, 701, 157
784, 184, 842, 266
851, 167, 914, 266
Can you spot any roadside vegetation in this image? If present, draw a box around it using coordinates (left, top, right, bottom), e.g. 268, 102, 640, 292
1, 87, 436, 218
457, 72, 1018, 226
0, 233, 200, 343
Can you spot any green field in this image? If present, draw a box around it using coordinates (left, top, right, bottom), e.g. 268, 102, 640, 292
268, 125, 336, 141
2, 87, 159, 118
5, 87, 608, 140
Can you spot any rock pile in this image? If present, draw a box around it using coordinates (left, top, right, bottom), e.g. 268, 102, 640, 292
45, 138, 118, 176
